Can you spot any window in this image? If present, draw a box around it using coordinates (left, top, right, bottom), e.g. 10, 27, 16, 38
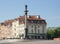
38, 25, 40, 28
38, 21, 40, 23
36, 20, 38, 23
32, 25, 33, 28
42, 25, 44, 33
14, 25, 16, 27
38, 29, 40, 33
31, 29, 33, 33
14, 28, 16, 31
14, 33, 16, 36
35, 25, 36, 33
42, 21, 44, 23
31, 20, 33, 23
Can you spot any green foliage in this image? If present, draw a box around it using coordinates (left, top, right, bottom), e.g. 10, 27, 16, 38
54, 27, 60, 38
47, 29, 55, 39
47, 27, 60, 39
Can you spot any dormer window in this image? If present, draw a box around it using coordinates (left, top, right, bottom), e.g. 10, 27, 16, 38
31, 20, 33, 23
42, 21, 44, 23
38, 21, 40, 23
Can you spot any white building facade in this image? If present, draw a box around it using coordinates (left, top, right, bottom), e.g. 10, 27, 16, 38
12, 15, 47, 39
12, 19, 25, 39
26, 16, 47, 39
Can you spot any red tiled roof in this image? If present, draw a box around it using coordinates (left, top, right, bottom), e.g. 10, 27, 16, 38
1, 20, 14, 26
17, 16, 46, 24
0, 15, 46, 25
4, 20, 14, 24
27, 18, 44, 20
18, 16, 45, 20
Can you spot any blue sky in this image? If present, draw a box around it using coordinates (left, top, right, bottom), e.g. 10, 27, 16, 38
0, 0, 60, 27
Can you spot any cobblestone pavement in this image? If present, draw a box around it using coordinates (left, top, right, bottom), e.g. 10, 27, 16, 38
0, 40, 60, 44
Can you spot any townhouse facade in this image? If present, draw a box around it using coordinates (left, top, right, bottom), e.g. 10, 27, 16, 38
11, 15, 47, 39
0, 21, 13, 39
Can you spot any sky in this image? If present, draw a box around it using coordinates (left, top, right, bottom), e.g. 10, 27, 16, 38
0, 0, 60, 27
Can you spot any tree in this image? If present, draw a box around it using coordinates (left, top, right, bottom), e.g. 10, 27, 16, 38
47, 29, 55, 39
47, 27, 60, 39
54, 27, 60, 38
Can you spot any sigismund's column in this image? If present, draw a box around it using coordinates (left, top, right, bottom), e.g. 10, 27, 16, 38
24, 5, 28, 39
